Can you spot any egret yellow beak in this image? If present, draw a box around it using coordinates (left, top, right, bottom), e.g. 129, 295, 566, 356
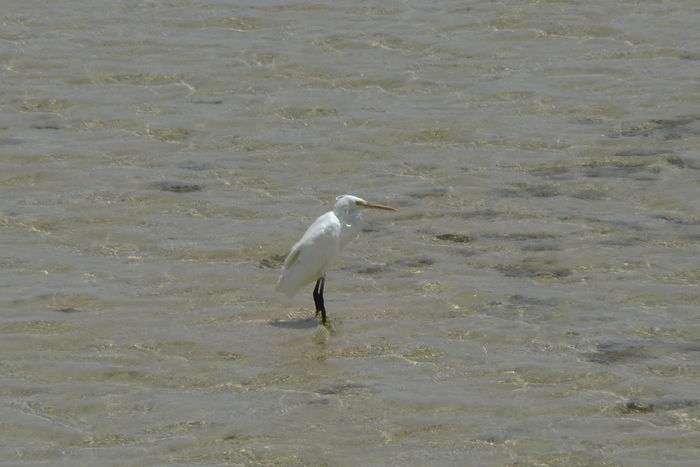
362, 201, 398, 211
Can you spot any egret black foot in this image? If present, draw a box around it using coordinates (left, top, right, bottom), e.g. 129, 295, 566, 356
312, 277, 328, 326
312, 278, 323, 319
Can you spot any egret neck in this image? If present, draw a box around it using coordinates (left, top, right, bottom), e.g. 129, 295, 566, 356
333, 198, 364, 248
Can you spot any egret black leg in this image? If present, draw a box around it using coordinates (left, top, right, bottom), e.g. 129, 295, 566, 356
318, 277, 327, 325
313, 278, 322, 317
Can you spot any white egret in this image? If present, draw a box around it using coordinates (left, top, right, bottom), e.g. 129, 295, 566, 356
276, 195, 398, 324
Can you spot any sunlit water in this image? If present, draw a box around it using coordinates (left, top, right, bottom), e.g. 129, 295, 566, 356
2, 0, 699, 465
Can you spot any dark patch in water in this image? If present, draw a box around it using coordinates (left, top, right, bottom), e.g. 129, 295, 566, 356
665, 155, 686, 168
456, 248, 478, 257
394, 257, 435, 268
529, 166, 574, 180
653, 398, 699, 410
216, 351, 242, 360
361, 222, 381, 234
679, 51, 700, 61
190, 99, 224, 105
619, 398, 698, 414
496, 259, 571, 279
633, 175, 659, 181
613, 148, 674, 157
307, 398, 331, 406
681, 343, 700, 353
435, 233, 473, 243
317, 382, 369, 395
54, 307, 82, 313
499, 183, 561, 198
619, 399, 654, 414
609, 116, 700, 140
474, 431, 510, 444
269, 318, 318, 329
0, 137, 23, 145
407, 187, 450, 198
460, 209, 502, 220
341, 264, 390, 274
482, 232, 559, 241
32, 124, 62, 130
654, 214, 700, 226
259, 254, 286, 269
178, 162, 212, 171
523, 184, 561, 198
571, 188, 607, 200
521, 242, 562, 252
572, 117, 604, 125
680, 157, 700, 170
584, 165, 648, 178
354, 265, 386, 274
558, 215, 642, 230
598, 237, 644, 247
341, 262, 389, 274
508, 295, 557, 307
483, 298, 560, 323
586, 341, 649, 365
153, 181, 203, 193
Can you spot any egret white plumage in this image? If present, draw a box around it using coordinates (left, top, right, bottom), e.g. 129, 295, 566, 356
276, 195, 398, 324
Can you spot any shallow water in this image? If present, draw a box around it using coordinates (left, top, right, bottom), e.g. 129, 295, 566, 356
1, 0, 700, 465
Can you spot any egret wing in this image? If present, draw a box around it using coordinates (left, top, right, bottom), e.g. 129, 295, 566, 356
282, 244, 302, 269
276, 212, 341, 297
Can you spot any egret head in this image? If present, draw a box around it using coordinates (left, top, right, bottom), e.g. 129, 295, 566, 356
333, 195, 398, 217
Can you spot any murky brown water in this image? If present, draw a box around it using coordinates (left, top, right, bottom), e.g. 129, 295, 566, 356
2, 0, 700, 465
